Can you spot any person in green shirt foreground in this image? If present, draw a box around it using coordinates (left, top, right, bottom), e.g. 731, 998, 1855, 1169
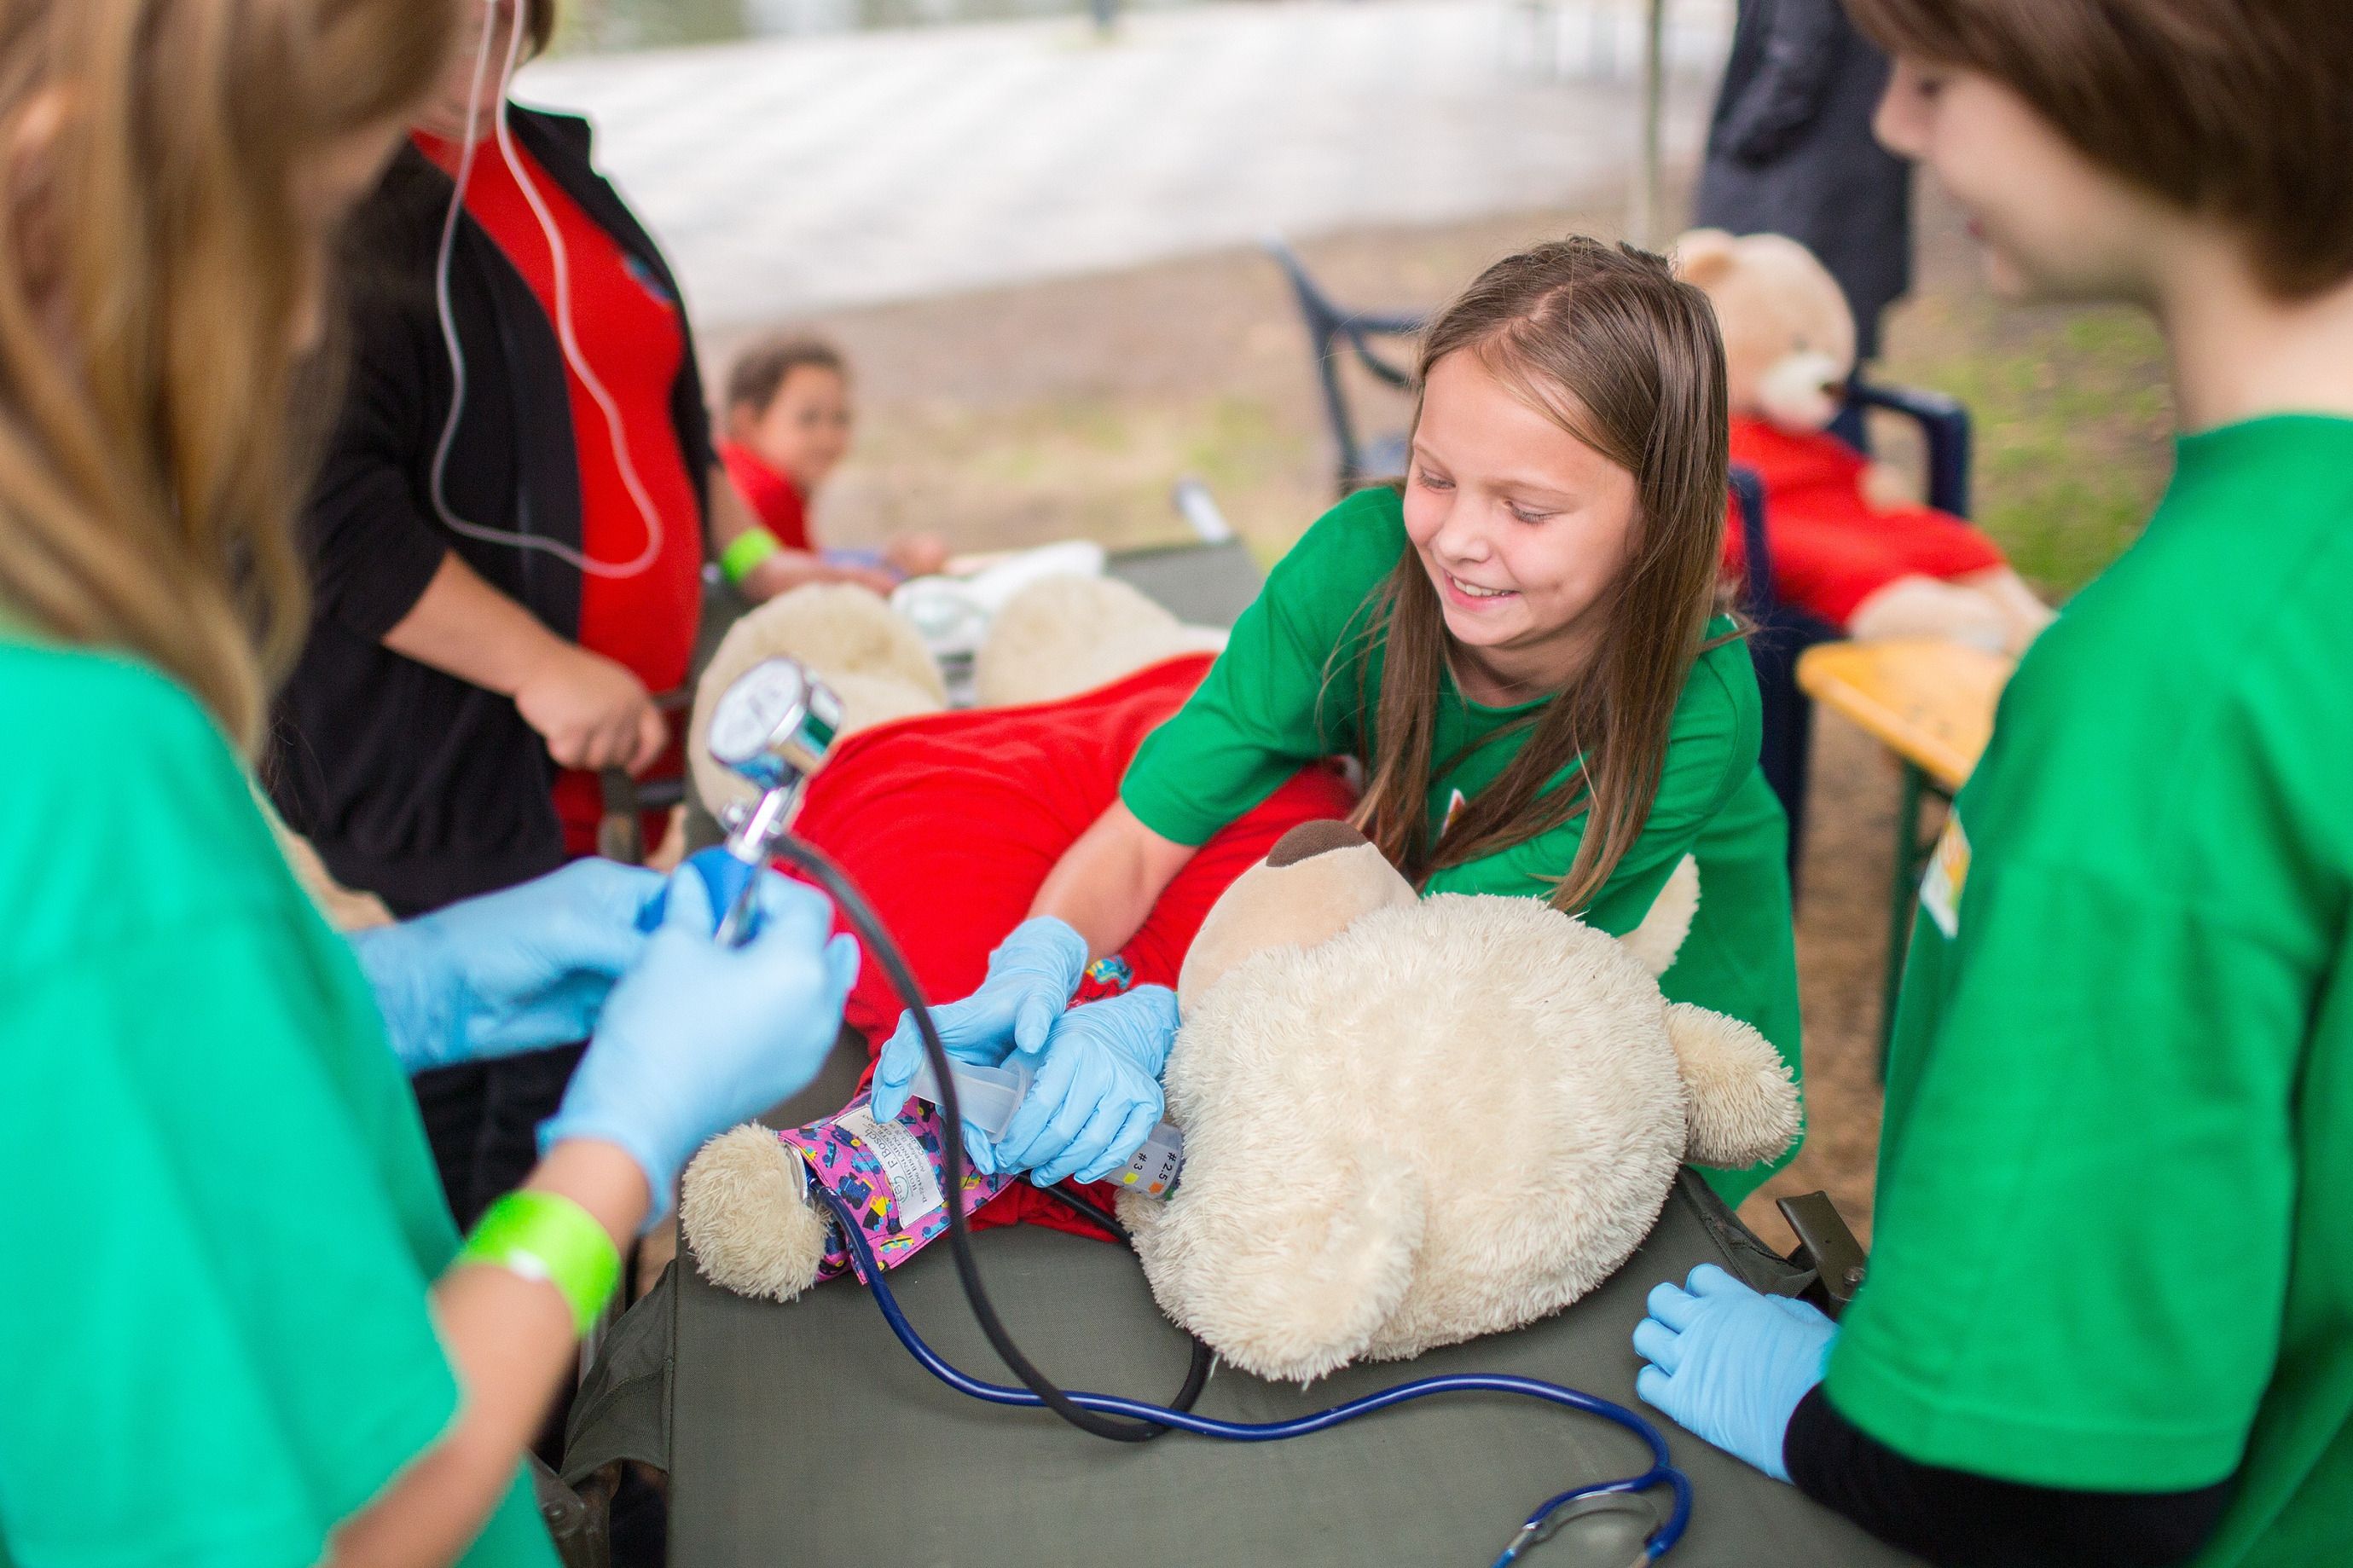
0, 3, 853, 1564
872, 237, 1806, 1206
1630, 3, 2353, 1564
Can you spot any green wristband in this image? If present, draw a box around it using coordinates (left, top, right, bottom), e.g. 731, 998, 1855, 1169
719, 525, 784, 585
457, 1191, 621, 1338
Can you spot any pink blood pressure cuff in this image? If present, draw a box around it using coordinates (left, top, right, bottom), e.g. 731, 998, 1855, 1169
777, 1091, 1014, 1282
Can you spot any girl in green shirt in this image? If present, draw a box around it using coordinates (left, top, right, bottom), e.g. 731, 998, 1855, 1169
874, 238, 1804, 1206
0, 5, 854, 1565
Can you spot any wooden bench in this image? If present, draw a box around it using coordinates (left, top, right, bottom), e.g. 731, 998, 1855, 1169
1796, 639, 2012, 1069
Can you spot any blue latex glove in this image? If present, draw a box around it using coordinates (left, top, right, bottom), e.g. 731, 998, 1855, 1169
989, 985, 1179, 1187
867, 916, 1089, 1122
539, 861, 858, 1221
1632, 1264, 1838, 1482
351, 859, 664, 1075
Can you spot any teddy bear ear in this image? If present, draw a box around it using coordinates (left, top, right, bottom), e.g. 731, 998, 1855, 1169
1176, 822, 1416, 1015
1671, 228, 1741, 289
679, 1124, 832, 1303
1663, 1004, 1802, 1169
1618, 854, 1700, 978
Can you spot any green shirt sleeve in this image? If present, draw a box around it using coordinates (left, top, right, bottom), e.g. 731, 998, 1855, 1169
0, 647, 549, 1567
1121, 489, 1400, 845
1423, 632, 1759, 937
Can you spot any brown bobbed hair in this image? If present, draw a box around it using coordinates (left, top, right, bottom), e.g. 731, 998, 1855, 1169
1341, 236, 1731, 912
1845, 0, 2353, 300
0, 0, 455, 754
725, 333, 848, 417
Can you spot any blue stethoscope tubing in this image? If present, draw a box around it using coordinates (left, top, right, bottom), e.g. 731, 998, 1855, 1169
815, 1184, 1694, 1564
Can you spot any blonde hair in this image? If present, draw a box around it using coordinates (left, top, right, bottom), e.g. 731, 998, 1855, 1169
1342, 237, 1731, 912
0, 0, 455, 753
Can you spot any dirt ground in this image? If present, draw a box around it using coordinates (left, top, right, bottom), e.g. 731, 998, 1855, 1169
702, 177, 2173, 1255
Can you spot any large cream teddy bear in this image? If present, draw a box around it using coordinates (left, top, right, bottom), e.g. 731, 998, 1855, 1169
1676, 227, 2053, 654
680, 809, 1800, 1384
1121, 821, 1797, 1381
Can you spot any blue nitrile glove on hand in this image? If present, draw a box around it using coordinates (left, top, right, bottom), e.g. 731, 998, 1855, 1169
867, 916, 1090, 1124
539, 861, 858, 1223
988, 984, 1179, 1187
1632, 1264, 1838, 1482
351, 859, 664, 1075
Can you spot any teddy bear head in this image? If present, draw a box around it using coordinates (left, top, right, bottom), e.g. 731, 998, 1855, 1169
1674, 227, 1857, 434
1120, 820, 1799, 1383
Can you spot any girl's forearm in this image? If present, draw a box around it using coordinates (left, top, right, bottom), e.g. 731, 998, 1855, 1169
739, 547, 896, 601
325, 1142, 650, 1568
708, 461, 895, 599
1029, 802, 1197, 961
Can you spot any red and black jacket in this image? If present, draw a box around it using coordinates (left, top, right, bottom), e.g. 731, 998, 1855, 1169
269, 107, 714, 917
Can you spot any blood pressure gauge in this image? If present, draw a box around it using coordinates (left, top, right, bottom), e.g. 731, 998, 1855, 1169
697, 657, 844, 946
708, 656, 843, 799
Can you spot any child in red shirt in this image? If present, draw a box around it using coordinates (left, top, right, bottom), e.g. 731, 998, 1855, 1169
716, 335, 948, 599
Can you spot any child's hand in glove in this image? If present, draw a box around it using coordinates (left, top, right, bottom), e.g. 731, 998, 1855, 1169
1632, 1264, 1837, 1482
867, 916, 1089, 1122
988, 985, 1179, 1187
539, 863, 858, 1222
351, 859, 663, 1075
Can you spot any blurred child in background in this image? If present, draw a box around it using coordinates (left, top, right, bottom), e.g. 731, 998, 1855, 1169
717, 334, 948, 598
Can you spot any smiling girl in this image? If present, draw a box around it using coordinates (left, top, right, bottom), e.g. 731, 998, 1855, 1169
873, 237, 1802, 1204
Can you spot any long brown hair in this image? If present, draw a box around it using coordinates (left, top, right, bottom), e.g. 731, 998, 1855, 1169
1344, 236, 1730, 911
0, 0, 454, 754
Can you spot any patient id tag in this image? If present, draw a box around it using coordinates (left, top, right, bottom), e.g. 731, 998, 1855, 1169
1918, 811, 1971, 940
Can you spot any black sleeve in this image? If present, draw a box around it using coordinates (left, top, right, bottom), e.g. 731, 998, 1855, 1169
1784, 1386, 2234, 1568
1713, 0, 1844, 165
304, 255, 452, 642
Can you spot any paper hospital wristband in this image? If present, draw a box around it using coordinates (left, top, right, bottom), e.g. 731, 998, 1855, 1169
719, 524, 785, 586
457, 1190, 623, 1337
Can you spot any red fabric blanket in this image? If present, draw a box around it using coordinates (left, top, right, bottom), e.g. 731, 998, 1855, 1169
1723, 415, 2007, 625
785, 652, 1358, 1237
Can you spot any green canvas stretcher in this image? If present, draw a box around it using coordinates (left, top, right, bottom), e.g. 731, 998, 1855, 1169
564, 1036, 1919, 1568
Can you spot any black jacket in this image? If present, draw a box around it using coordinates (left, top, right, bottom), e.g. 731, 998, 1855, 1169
1693, 0, 1912, 358
269, 107, 713, 917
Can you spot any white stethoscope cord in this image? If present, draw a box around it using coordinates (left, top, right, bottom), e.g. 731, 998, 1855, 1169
426, 0, 667, 581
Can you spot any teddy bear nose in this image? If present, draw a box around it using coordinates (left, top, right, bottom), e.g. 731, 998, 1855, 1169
1266, 819, 1371, 867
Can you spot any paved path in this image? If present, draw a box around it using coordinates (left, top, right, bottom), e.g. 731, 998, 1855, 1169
521, 0, 1730, 325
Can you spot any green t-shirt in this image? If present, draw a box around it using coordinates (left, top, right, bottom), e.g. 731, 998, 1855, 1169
1829, 417, 2353, 1559
1121, 486, 1803, 1202
0, 640, 553, 1568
